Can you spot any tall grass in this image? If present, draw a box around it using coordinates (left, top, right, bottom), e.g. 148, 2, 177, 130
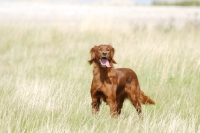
0, 22, 200, 133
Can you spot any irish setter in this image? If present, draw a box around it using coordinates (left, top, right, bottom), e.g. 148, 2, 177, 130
88, 44, 155, 118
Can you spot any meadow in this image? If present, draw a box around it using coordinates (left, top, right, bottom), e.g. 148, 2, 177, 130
0, 19, 200, 132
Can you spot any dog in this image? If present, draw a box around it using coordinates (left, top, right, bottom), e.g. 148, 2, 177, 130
88, 44, 155, 117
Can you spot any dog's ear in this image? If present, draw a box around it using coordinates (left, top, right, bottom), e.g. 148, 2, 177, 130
88, 46, 97, 65
112, 58, 117, 64
108, 44, 117, 64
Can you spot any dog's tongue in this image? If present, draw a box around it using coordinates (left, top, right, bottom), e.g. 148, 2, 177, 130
100, 58, 111, 67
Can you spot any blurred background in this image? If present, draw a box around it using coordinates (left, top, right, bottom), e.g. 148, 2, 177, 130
0, 0, 200, 29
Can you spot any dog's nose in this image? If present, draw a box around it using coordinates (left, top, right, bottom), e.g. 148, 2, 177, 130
102, 52, 107, 56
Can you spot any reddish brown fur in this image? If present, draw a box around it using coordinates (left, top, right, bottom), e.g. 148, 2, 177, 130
88, 44, 155, 117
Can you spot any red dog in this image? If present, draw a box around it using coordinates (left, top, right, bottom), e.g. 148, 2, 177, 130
88, 44, 155, 117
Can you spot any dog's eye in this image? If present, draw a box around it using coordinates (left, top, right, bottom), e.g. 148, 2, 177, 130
98, 48, 102, 51
107, 48, 110, 51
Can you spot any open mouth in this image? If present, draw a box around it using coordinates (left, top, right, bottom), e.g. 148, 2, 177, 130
99, 57, 111, 67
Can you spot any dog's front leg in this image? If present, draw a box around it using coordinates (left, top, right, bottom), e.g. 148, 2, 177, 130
105, 85, 118, 118
91, 92, 101, 115
90, 82, 101, 115
107, 99, 118, 117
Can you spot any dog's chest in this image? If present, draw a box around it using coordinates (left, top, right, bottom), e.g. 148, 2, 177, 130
93, 67, 117, 91
96, 77, 118, 93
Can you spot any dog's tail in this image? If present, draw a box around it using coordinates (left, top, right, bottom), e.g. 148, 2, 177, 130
140, 91, 155, 105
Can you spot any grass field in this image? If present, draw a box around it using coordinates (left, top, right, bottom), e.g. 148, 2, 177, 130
0, 16, 200, 132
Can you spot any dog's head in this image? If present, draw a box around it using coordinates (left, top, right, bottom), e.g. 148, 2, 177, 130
88, 44, 116, 67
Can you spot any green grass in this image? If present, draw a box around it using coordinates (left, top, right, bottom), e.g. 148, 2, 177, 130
152, 1, 200, 6
0, 23, 200, 133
